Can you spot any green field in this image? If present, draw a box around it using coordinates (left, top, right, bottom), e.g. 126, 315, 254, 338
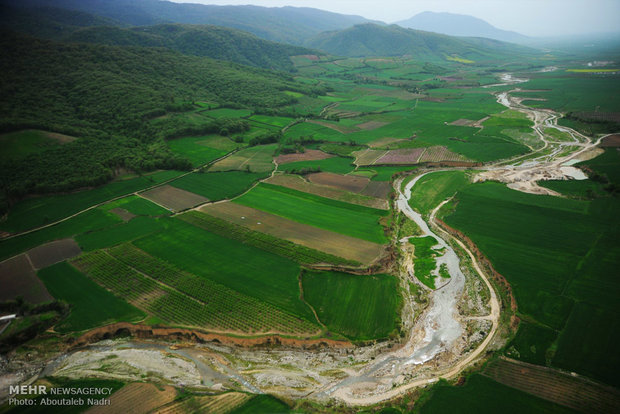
107, 243, 318, 334
167, 135, 241, 167
443, 174, 620, 385
302, 271, 401, 340
409, 170, 470, 216
100, 195, 170, 216
38, 262, 145, 332
279, 156, 355, 174
230, 395, 291, 414
0, 170, 182, 233
133, 218, 314, 321
419, 375, 575, 414
410, 236, 441, 289
75, 216, 165, 251
234, 183, 388, 243
0, 209, 121, 261
169, 171, 268, 200
0, 129, 69, 161
179, 211, 358, 266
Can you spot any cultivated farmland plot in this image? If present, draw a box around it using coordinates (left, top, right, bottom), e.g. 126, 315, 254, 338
139, 185, 208, 212
198, 203, 384, 264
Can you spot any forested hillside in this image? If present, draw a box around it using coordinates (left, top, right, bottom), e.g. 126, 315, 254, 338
65, 24, 316, 71
0, 30, 323, 203
2, 0, 377, 45
306, 23, 536, 60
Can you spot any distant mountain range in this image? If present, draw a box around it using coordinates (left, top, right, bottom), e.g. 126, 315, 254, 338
306, 23, 535, 60
396, 12, 529, 43
1, 0, 379, 45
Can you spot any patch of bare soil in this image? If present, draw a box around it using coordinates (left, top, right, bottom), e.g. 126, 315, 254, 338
357, 121, 388, 131
307, 172, 370, 193
306, 119, 357, 134
109, 207, 136, 222
368, 137, 408, 148
0, 254, 53, 303
276, 149, 335, 164
375, 148, 425, 165
449, 119, 475, 126
600, 134, 620, 147
140, 185, 207, 212
199, 202, 385, 264
87, 383, 177, 414
72, 323, 353, 349
360, 181, 391, 199
45, 131, 77, 144
27, 238, 81, 270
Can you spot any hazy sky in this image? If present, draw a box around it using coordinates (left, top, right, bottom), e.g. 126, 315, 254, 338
171, 0, 620, 37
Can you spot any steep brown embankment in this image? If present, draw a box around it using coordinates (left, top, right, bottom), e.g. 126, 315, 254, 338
435, 218, 518, 327
70, 323, 353, 349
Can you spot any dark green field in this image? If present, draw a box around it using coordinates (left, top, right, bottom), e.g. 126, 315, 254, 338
75, 216, 165, 251
302, 271, 401, 340
279, 156, 355, 175
230, 395, 290, 414
133, 218, 314, 321
38, 262, 145, 332
443, 163, 620, 385
234, 183, 388, 243
419, 375, 576, 414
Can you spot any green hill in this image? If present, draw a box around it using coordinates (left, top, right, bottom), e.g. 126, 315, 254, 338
0, 30, 322, 199
3, 0, 379, 45
306, 23, 536, 61
65, 24, 316, 71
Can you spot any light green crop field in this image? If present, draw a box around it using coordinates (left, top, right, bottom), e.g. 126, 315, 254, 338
410, 236, 440, 289
75, 216, 165, 251
249, 115, 294, 127
167, 135, 241, 167
234, 183, 388, 243
302, 271, 401, 340
409, 170, 470, 216
38, 262, 145, 332
0, 170, 182, 234
133, 218, 314, 321
169, 171, 268, 200
512, 74, 620, 113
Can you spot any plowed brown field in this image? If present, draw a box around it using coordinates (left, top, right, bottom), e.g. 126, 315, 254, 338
0, 254, 52, 303
140, 185, 208, 212
307, 172, 370, 193
276, 149, 334, 164
87, 383, 176, 414
27, 238, 81, 269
